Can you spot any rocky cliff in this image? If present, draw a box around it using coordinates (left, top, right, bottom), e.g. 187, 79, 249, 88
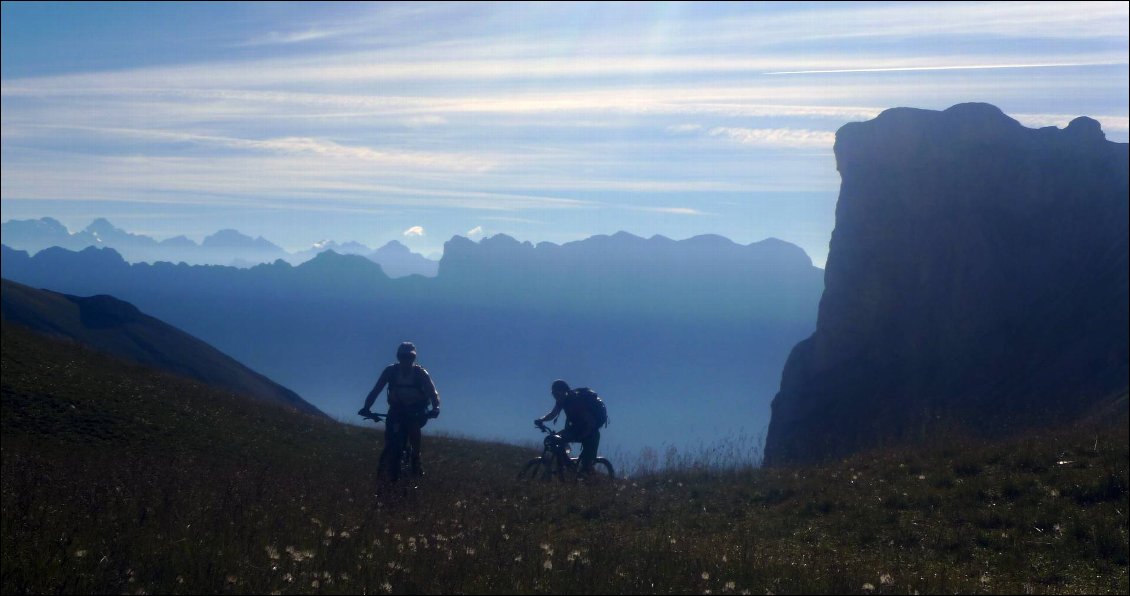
764, 103, 1129, 465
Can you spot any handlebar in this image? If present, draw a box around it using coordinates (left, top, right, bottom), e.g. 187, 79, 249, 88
535, 421, 561, 435
359, 408, 439, 423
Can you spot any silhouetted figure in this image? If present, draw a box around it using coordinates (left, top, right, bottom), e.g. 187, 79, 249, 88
359, 342, 440, 476
534, 379, 600, 473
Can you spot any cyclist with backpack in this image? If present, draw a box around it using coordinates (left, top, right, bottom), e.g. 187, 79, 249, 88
534, 379, 606, 475
359, 342, 440, 477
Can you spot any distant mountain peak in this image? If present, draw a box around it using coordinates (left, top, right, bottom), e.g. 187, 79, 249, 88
160, 235, 197, 247
298, 249, 387, 276
85, 217, 118, 233
202, 229, 283, 252
481, 233, 526, 247
374, 240, 410, 254
24, 216, 69, 232
205, 228, 251, 243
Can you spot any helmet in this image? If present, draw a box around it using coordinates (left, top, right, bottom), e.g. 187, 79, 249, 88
396, 342, 417, 362
551, 379, 570, 396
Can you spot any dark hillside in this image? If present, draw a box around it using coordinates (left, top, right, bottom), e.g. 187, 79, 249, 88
1, 279, 324, 417
2, 324, 1126, 594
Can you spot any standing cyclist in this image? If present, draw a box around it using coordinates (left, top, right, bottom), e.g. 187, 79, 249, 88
359, 342, 440, 477
534, 379, 600, 474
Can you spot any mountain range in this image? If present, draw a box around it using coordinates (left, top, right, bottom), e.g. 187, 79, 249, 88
0, 217, 439, 276
1, 231, 824, 457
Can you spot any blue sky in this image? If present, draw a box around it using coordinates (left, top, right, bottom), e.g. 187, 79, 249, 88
2, 1, 1127, 263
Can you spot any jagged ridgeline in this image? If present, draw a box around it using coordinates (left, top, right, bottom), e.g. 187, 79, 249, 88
0, 217, 439, 276
765, 103, 1129, 466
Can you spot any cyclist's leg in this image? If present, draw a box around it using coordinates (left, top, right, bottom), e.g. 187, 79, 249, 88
579, 430, 600, 473
381, 415, 407, 481
559, 426, 597, 472
554, 427, 583, 479
407, 422, 423, 474
378, 429, 395, 480
400, 406, 427, 475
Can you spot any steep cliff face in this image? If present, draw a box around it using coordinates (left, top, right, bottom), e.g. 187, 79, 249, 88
764, 103, 1129, 466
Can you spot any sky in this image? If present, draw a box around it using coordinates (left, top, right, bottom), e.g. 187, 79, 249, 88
2, 1, 1127, 264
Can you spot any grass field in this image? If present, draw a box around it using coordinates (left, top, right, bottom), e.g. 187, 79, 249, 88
2, 324, 1127, 594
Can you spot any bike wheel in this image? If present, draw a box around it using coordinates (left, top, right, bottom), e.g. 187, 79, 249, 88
590, 457, 615, 480
563, 457, 615, 483
519, 457, 551, 480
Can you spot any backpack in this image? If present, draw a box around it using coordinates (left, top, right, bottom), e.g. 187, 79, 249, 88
573, 387, 608, 428
389, 364, 427, 406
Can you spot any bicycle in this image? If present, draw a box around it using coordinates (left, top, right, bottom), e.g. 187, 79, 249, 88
518, 421, 615, 482
360, 409, 436, 482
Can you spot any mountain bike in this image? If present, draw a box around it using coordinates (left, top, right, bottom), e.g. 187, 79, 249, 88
519, 422, 615, 482
360, 410, 436, 482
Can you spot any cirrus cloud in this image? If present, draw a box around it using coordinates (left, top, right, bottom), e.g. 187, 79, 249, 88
708, 127, 836, 149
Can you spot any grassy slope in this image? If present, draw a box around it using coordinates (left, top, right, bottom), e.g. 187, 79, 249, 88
2, 324, 1127, 595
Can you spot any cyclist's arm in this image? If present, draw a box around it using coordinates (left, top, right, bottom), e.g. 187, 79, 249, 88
536, 402, 563, 424
419, 367, 440, 411
361, 365, 392, 412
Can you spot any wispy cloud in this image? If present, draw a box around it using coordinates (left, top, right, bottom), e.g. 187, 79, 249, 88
621, 206, 708, 216
2, 82, 892, 123
764, 61, 1121, 76
708, 127, 836, 149
404, 115, 448, 127
466, 225, 484, 237
237, 28, 345, 47
8, 124, 501, 172
708, 1, 1129, 44
0, 149, 596, 211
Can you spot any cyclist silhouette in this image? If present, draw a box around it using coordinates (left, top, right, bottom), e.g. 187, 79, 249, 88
359, 342, 440, 476
534, 379, 600, 474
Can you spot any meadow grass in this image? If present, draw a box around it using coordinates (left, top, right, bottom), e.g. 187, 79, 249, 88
2, 325, 1127, 594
